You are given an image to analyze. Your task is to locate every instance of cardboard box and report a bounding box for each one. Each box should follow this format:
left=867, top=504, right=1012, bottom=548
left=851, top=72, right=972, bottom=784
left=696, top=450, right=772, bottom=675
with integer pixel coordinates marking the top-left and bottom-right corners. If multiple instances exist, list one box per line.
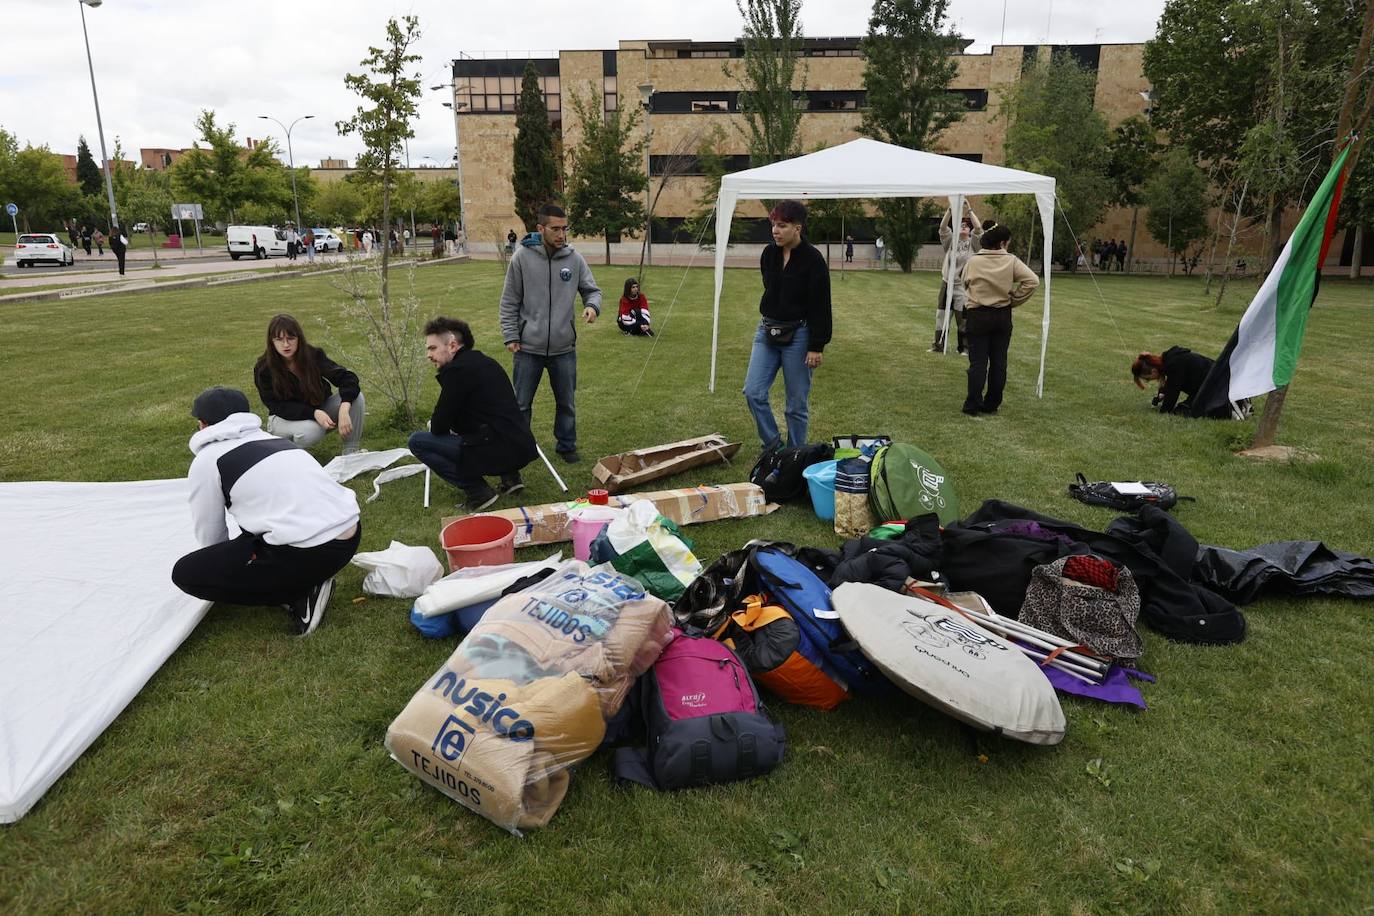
left=443, top=482, right=777, bottom=548
left=591, top=434, right=742, bottom=494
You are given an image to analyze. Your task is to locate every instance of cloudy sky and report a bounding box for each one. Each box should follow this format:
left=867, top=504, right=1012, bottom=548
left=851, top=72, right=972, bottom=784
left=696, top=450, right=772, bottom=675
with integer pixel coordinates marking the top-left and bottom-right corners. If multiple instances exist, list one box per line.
left=2, top=0, right=1166, bottom=168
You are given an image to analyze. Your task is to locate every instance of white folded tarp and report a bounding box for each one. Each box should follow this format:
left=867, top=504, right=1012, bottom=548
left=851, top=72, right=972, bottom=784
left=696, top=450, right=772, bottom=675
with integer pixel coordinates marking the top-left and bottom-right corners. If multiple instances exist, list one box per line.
left=710, top=137, right=1056, bottom=395
left=0, top=479, right=211, bottom=823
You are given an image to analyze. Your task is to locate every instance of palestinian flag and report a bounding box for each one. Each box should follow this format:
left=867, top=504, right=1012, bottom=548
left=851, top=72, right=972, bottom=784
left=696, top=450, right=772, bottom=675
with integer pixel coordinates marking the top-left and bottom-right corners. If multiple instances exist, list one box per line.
left=1190, top=144, right=1353, bottom=417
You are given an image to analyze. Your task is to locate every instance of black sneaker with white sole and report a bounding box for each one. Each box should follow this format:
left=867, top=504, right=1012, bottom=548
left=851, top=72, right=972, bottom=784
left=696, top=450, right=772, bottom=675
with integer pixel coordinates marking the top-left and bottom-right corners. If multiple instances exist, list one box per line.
left=461, top=486, right=500, bottom=512
left=498, top=473, right=525, bottom=496
left=298, top=577, right=333, bottom=636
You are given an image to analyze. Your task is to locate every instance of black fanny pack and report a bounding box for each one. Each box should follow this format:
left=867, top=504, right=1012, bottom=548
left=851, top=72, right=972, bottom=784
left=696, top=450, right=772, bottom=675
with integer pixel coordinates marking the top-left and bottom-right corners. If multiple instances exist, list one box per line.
left=762, top=318, right=805, bottom=346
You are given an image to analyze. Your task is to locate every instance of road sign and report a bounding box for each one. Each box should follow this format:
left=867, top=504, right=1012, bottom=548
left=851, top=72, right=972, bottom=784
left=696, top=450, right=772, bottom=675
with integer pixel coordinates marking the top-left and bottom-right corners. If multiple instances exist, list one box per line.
left=4, top=203, right=16, bottom=217
left=171, top=203, right=203, bottom=220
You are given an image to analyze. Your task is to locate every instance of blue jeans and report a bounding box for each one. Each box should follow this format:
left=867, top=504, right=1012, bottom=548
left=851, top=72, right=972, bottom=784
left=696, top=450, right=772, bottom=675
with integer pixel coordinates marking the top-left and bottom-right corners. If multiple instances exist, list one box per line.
left=742, top=322, right=812, bottom=450
left=512, top=350, right=577, bottom=453
left=407, top=431, right=486, bottom=493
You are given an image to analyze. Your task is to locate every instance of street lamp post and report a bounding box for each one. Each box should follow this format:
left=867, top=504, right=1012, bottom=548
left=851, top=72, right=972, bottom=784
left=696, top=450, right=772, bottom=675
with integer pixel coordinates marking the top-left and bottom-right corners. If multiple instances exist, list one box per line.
left=77, top=0, right=118, bottom=230
left=638, top=83, right=654, bottom=267
left=437, top=81, right=472, bottom=255
left=257, top=114, right=313, bottom=232
left=441, top=97, right=469, bottom=254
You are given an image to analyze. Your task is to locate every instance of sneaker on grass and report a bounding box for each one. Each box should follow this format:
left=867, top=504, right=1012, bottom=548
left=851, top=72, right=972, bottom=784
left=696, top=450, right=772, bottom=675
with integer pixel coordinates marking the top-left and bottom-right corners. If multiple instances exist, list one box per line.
left=459, top=485, right=499, bottom=512
left=498, top=473, right=525, bottom=496
left=285, top=577, right=333, bottom=636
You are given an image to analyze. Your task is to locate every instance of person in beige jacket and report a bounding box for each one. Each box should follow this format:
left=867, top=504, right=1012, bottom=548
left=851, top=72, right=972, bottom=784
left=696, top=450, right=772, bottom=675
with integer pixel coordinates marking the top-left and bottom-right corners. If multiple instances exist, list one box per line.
left=959, top=224, right=1039, bottom=415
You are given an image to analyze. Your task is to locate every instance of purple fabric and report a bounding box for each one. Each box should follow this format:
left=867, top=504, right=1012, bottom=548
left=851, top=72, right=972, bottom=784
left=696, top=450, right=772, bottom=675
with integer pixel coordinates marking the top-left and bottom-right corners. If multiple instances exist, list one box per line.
left=999, top=519, right=1080, bottom=549
left=1041, top=664, right=1156, bottom=709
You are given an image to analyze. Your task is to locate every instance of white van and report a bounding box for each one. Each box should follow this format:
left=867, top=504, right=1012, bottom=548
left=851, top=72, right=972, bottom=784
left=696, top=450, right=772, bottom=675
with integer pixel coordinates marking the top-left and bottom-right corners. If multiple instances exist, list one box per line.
left=227, top=225, right=289, bottom=260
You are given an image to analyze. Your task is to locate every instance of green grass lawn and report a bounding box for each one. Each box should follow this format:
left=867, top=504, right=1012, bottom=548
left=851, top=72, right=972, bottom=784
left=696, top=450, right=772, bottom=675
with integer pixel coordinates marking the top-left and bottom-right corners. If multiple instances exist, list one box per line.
left=1, top=261, right=1372, bottom=913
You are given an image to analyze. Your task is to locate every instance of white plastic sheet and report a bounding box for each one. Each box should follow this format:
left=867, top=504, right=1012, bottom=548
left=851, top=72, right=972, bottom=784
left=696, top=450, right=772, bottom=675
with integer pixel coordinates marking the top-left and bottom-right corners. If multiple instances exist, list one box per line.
left=0, top=479, right=212, bottom=823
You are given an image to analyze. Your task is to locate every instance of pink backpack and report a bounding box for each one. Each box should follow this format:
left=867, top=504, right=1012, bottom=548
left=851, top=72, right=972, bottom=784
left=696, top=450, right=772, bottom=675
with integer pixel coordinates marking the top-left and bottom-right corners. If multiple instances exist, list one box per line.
left=611, top=630, right=786, bottom=790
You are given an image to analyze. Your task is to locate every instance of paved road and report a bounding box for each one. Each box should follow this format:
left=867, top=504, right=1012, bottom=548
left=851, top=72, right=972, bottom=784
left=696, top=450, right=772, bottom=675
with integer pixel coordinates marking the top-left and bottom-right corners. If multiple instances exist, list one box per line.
left=0, top=249, right=356, bottom=287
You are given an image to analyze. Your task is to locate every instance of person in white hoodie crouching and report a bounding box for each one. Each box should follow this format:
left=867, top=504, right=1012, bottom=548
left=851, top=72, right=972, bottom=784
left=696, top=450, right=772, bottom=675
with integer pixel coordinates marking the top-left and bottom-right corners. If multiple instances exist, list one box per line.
left=171, top=387, right=361, bottom=635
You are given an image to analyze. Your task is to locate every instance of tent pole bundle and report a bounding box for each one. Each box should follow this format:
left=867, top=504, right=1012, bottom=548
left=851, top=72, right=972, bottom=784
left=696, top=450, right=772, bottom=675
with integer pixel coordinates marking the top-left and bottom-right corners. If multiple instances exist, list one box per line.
left=957, top=606, right=1109, bottom=685
left=708, top=138, right=1057, bottom=397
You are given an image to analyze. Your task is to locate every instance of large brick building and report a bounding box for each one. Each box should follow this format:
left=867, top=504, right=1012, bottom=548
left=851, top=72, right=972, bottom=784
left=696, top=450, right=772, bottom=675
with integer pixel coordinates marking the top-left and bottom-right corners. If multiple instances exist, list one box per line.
left=442, top=37, right=1171, bottom=261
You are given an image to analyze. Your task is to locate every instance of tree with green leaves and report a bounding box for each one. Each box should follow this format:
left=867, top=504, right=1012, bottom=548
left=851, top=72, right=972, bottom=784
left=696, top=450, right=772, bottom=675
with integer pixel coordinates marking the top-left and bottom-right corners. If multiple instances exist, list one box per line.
left=334, top=14, right=425, bottom=425
left=1144, top=147, right=1210, bottom=275
left=418, top=179, right=463, bottom=226
left=731, top=0, right=806, bottom=166
left=1106, top=116, right=1159, bottom=273
left=170, top=111, right=286, bottom=224
left=8, top=145, right=81, bottom=231
left=682, top=127, right=752, bottom=249
left=311, top=179, right=367, bottom=227
left=991, top=53, right=1111, bottom=265
left=337, top=14, right=422, bottom=285
left=858, top=0, right=964, bottom=271
left=512, top=61, right=559, bottom=231
left=806, top=196, right=865, bottom=264
left=75, top=136, right=103, bottom=198
left=564, top=88, right=646, bottom=265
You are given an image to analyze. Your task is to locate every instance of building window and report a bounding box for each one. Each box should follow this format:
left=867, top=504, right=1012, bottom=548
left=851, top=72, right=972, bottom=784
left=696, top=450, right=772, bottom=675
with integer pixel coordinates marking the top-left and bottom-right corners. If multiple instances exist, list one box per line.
left=806, top=91, right=865, bottom=111
left=691, top=99, right=730, bottom=112
left=454, top=57, right=560, bottom=117
left=944, top=153, right=984, bottom=163
left=649, top=154, right=751, bottom=176
left=950, top=89, right=989, bottom=111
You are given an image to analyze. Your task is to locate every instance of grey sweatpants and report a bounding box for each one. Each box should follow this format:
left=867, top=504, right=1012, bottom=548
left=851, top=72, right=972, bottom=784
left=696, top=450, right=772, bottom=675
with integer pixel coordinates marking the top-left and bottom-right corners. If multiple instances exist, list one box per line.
left=266, top=392, right=366, bottom=453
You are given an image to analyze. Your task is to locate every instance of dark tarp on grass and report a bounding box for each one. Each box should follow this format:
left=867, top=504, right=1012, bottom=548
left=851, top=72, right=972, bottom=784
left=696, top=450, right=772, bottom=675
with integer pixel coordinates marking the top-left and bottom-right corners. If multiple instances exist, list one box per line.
left=1191, top=541, right=1374, bottom=605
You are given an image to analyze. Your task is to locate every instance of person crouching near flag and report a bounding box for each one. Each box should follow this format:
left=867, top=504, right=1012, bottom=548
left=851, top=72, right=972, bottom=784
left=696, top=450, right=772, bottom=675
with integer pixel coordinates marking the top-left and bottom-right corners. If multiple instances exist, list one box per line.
left=1132, top=349, right=1250, bottom=419
left=959, top=224, right=1038, bottom=416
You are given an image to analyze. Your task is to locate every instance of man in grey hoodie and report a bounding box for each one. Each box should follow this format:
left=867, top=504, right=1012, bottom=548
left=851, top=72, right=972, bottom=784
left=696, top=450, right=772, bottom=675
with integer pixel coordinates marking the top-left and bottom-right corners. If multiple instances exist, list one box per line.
left=498, top=203, right=602, bottom=462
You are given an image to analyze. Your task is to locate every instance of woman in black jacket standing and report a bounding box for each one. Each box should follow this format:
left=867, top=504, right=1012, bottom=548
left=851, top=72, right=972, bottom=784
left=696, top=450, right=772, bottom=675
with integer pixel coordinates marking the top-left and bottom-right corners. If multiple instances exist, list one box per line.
left=254, top=313, right=366, bottom=453
left=741, top=200, right=832, bottom=450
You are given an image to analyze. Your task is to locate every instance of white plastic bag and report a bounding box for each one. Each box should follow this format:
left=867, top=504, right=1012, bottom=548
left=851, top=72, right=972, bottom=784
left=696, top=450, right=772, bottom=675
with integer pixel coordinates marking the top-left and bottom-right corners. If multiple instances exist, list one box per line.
left=350, top=540, right=445, bottom=597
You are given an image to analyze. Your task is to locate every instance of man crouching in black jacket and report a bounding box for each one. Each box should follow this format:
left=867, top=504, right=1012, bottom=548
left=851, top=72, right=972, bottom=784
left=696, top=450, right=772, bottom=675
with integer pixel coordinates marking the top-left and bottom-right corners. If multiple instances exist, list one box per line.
left=408, top=317, right=538, bottom=511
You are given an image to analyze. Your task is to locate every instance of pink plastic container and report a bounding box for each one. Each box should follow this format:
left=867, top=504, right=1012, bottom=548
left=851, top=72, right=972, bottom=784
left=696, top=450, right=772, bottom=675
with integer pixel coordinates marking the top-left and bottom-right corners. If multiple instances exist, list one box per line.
left=569, top=507, right=622, bottom=561
left=440, top=514, right=517, bottom=571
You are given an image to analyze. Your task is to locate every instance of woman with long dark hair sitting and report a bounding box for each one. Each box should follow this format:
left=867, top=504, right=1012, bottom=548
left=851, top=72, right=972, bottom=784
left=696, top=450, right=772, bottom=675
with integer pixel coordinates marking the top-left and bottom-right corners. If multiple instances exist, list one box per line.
left=254, top=313, right=366, bottom=453
left=617, top=278, right=653, bottom=336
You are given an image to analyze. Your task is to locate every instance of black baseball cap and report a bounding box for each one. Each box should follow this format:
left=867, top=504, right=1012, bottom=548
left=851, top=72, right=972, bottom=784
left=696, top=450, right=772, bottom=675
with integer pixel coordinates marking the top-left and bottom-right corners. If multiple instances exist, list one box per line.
left=191, top=387, right=251, bottom=425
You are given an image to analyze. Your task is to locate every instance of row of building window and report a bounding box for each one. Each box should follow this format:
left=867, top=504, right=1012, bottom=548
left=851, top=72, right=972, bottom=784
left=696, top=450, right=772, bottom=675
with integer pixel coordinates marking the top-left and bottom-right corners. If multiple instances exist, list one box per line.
left=647, top=47, right=863, bottom=60
left=648, top=151, right=982, bottom=177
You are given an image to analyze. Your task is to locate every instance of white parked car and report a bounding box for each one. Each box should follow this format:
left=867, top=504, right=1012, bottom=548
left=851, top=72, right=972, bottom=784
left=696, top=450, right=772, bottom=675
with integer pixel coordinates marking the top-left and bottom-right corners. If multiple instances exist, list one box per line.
left=132, top=222, right=150, bottom=233
left=226, top=225, right=289, bottom=260
left=311, top=229, right=344, bottom=253
left=13, top=233, right=75, bottom=268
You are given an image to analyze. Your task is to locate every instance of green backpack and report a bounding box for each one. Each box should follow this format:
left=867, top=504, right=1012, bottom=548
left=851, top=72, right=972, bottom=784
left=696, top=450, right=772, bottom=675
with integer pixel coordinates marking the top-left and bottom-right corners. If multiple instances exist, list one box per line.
left=868, top=443, right=959, bottom=525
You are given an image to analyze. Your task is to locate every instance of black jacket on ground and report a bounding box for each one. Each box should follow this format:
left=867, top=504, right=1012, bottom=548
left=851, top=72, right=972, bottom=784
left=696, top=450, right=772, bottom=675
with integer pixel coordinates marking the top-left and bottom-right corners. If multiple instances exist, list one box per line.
left=940, top=500, right=1247, bottom=645
left=253, top=347, right=361, bottom=421
left=429, top=347, right=537, bottom=477
left=1157, top=346, right=1213, bottom=414
left=758, top=240, right=833, bottom=351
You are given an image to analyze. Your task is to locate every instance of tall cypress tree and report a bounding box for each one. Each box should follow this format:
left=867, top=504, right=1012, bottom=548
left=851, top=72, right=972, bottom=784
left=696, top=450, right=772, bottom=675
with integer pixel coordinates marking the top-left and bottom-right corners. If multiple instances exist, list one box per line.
left=859, top=0, right=964, bottom=272
left=75, top=136, right=103, bottom=198
left=512, top=61, right=558, bottom=231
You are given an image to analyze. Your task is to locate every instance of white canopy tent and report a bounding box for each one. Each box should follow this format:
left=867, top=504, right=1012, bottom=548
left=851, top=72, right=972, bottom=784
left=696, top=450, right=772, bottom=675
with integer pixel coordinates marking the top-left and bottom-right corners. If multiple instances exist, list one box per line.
left=710, top=138, right=1057, bottom=395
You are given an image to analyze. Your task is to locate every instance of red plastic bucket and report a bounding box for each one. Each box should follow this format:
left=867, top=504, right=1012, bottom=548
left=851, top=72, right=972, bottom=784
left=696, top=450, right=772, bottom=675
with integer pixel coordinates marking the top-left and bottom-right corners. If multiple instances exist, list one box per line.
left=440, top=514, right=517, bottom=571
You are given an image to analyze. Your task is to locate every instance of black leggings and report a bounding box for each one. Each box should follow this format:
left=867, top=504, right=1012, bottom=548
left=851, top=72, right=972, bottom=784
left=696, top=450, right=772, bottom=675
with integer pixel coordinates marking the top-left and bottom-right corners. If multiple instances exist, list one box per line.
left=172, top=524, right=361, bottom=607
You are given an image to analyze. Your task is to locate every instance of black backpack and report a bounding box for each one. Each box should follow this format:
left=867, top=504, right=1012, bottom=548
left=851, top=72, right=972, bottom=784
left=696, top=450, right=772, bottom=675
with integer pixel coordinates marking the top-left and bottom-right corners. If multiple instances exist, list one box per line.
left=1068, top=473, right=1191, bottom=512
left=749, top=443, right=834, bottom=502
left=610, top=632, right=786, bottom=791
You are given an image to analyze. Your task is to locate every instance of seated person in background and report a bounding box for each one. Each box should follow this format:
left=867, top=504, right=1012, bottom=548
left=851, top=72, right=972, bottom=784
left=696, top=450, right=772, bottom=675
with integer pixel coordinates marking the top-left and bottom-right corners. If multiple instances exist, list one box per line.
left=408, top=317, right=538, bottom=512
left=1131, top=347, right=1215, bottom=415
left=254, top=314, right=365, bottom=454
left=617, top=278, right=654, bottom=336
left=171, top=387, right=361, bottom=636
